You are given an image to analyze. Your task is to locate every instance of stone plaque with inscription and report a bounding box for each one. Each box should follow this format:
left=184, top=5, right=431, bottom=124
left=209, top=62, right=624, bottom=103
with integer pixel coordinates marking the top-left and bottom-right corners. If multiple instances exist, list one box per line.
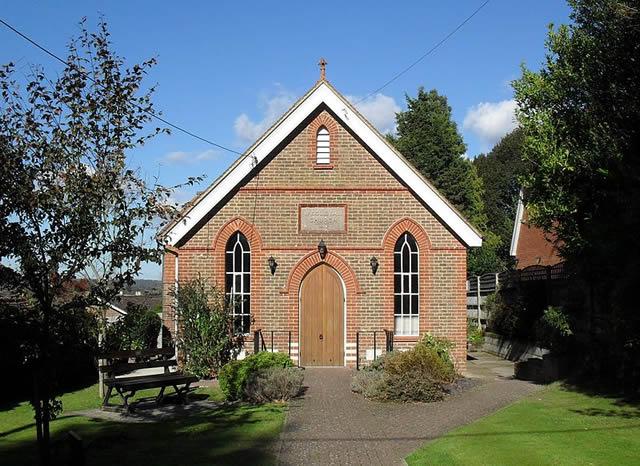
left=300, top=206, right=346, bottom=233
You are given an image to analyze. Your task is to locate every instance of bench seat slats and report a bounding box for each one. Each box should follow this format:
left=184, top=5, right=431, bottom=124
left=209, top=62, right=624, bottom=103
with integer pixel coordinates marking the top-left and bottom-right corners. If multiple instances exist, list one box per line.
left=105, top=373, right=197, bottom=386
left=105, top=374, right=197, bottom=391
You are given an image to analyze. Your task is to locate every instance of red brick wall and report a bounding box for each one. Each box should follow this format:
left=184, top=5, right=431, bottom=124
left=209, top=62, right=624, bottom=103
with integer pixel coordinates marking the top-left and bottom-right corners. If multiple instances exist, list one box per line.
left=162, top=110, right=469, bottom=372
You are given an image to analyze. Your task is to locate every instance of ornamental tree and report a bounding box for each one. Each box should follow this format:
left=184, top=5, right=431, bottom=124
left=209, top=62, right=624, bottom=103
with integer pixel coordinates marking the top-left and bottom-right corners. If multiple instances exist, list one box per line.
left=0, top=20, right=199, bottom=464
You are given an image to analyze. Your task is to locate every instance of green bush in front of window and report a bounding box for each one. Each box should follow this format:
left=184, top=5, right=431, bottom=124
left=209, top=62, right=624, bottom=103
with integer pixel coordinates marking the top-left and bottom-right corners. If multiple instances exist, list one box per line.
left=172, top=276, right=243, bottom=379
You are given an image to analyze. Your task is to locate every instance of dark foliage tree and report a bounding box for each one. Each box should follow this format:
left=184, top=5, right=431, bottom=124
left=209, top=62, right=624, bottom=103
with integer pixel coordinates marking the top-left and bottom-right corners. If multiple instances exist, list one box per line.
left=0, top=20, right=198, bottom=463
left=513, top=0, right=640, bottom=390
left=102, top=303, right=163, bottom=351
left=473, top=128, right=526, bottom=268
left=389, top=88, right=496, bottom=274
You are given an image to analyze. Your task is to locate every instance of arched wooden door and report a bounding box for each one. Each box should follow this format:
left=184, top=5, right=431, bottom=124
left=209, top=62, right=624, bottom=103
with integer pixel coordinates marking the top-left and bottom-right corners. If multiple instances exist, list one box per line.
left=300, top=264, right=344, bottom=366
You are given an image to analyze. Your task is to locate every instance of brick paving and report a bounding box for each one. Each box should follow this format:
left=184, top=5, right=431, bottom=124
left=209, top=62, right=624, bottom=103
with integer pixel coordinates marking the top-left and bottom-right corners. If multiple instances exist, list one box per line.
left=275, top=352, right=541, bottom=465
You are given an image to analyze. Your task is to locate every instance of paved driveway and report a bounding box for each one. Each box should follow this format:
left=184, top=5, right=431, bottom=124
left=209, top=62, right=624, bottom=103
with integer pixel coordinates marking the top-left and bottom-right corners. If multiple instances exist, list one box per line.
left=275, top=352, right=541, bottom=465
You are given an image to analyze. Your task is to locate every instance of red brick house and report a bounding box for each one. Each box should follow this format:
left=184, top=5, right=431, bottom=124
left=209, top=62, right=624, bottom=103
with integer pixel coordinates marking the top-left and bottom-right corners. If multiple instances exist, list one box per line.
left=510, top=192, right=562, bottom=269
left=160, top=72, right=482, bottom=370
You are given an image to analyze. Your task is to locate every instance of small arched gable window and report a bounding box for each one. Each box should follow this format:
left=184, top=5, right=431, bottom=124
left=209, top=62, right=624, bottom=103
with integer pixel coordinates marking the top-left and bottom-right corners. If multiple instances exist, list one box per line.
left=225, top=231, right=251, bottom=334
left=316, top=126, right=331, bottom=165
left=394, top=232, right=419, bottom=336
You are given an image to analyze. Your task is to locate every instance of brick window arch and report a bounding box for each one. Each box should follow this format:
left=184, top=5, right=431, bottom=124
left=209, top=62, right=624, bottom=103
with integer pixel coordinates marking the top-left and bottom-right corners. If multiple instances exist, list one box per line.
left=309, top=113, right=338, bottom=169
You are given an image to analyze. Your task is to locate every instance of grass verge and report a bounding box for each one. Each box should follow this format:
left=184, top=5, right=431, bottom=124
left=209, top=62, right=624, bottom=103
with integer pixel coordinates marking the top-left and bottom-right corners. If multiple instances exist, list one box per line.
left=406, top=383, right=640, bottom=466
left=0, top=383, right=285, bottom=466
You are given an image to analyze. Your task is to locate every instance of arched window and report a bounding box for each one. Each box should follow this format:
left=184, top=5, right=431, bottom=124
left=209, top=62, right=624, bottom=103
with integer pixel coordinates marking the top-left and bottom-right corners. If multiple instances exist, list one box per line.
left=394, top=232, right=419, bottom=335
left=316, top=126, right=331, bottom=165
left=225, top=231, right=251, bottom=333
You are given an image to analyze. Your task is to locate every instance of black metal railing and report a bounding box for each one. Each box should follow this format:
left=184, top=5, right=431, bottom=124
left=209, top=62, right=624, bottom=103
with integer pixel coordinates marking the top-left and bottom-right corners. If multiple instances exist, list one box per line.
left=355, top=329, right=394, bottom=370
left=252, top=329, right=292, bottom=358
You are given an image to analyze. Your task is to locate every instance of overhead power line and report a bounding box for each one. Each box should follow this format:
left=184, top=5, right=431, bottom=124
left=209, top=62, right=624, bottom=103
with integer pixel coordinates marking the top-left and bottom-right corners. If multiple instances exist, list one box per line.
left=0, top=18, right=243, bottom=155
left=357, top=0, right=490, bottom=103
left=2, top=1, right=490, bottom=154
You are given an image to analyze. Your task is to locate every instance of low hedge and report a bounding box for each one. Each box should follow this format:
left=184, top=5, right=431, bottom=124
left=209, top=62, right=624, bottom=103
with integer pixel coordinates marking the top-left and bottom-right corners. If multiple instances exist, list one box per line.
left=219, top=351, right=293, bottom=401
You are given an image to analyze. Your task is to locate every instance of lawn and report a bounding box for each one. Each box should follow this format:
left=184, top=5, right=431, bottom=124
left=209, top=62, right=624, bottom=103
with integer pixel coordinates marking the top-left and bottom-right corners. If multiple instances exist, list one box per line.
left=0, top=383, right=286, bottom=466
left=407, top=384, right=640, bottom=466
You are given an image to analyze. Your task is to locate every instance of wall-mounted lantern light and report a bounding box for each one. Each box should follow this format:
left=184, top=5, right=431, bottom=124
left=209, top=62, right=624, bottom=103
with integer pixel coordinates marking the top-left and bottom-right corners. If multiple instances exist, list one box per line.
left=268, top=256, right=278, bottom=275
left=318, top=239, right=328, bottom=260
left=370, top=256, right=379, bottom=275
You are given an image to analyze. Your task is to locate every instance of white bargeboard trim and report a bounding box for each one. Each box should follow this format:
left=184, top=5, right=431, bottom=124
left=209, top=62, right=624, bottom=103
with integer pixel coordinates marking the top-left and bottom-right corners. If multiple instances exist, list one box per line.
left=510, top=190, right=525, bottom=257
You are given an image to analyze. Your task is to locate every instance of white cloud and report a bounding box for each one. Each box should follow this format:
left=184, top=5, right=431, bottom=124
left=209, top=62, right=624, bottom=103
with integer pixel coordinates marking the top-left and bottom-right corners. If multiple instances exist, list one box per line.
left=166, top=187, right=193, bottom=207
left=161, top=149, right=219, bottom=164
left=194, top=149, right=218, bottom=161
left=234, top=88, right=296, bottom=144
left=234, top=88, right=401, bottom=143
left=463, top=99, right=518, bottom=147
left=347, top=93, right=401, bottom=136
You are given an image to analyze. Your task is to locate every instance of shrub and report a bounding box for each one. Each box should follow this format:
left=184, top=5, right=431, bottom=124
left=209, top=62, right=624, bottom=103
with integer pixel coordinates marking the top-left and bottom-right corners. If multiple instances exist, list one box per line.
left=352, top=343, right=458, bottom=402
left=385, top=344, right=456, bottom=385
left=485, top=292, right=527, bottom=338
left=219, top=351, right=294, bottom=401
left=244, top=366, right=304, bottom=403
left=351, top=369, right=386, bottom=398
left=102, top=304, right=161, bottom=351
left=467, top=321, right=485, bottom=347
left=381, top=369, right=448, bottom=402
left=218, top=359, right=244, bottom=400
left=363, top=351, right=391, bottom=372
left=420, top=333, right=455, bottom=367
left=535, top=306, right=573, bottom=351
left=173, top=277, right=243, bottom=378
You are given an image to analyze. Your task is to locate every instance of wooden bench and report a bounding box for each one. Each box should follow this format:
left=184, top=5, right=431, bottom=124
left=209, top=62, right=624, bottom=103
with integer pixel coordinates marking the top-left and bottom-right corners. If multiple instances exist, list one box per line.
left=98, top=347, right=198, bottom=412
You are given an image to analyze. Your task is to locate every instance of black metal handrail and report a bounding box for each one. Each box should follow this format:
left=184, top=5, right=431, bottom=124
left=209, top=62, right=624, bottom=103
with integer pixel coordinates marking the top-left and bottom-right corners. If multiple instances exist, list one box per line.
left=355, top=329, right=394, bottom=370
left=252, top=329, right=292, bottom=357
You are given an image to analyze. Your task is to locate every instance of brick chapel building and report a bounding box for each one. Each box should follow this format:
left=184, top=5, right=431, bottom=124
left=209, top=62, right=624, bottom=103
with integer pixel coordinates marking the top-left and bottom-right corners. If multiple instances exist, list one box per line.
left=160, top=67, right=482, bottom=371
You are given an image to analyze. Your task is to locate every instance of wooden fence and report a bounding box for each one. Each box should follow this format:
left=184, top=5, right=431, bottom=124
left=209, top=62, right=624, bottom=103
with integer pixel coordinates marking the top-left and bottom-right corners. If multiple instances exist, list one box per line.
left=467, top=262, right=568, bottom=324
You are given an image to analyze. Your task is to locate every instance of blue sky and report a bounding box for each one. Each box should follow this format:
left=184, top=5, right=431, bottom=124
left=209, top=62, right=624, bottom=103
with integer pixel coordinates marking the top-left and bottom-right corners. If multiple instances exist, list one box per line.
left=1, top=1, right=571, bottom=279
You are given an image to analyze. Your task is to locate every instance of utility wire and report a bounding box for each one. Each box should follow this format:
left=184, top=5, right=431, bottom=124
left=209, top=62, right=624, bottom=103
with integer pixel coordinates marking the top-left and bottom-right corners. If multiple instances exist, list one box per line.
left=2, top=1, right=490, bottom=153
left=356, top=0, right=490, bottom=103
left=0, top=18, right=243, bottom=155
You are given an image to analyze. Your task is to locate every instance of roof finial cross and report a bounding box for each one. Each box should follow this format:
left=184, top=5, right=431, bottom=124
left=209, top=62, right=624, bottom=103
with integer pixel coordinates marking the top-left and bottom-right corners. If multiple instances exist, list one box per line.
left=318, top=57, right=327, bottom=81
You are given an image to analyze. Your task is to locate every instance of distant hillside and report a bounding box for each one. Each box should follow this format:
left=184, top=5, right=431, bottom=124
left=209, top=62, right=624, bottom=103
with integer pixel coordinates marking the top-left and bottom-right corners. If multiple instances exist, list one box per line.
left=127, top=279, right=162, bottom=292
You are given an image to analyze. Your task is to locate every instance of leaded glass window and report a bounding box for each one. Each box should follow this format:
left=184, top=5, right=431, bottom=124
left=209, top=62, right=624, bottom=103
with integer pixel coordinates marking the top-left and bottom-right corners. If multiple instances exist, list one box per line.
left=225, top=231, right=251, bottom=333
left=394, top=232, right=419, bottom=335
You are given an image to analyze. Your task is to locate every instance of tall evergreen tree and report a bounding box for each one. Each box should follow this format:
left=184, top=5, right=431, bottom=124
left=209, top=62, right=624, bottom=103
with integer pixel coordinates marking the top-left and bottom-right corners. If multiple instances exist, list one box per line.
left=390, top=88, right=496, bottom=274
left=474, top=128, right=526, bottom=266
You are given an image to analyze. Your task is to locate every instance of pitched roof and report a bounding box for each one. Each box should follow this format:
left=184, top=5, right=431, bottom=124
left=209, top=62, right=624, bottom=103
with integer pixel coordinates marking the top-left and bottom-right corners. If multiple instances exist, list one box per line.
left=510, top=191, right=561, bottom=268
left=160, top=80, right=483, bottom=248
